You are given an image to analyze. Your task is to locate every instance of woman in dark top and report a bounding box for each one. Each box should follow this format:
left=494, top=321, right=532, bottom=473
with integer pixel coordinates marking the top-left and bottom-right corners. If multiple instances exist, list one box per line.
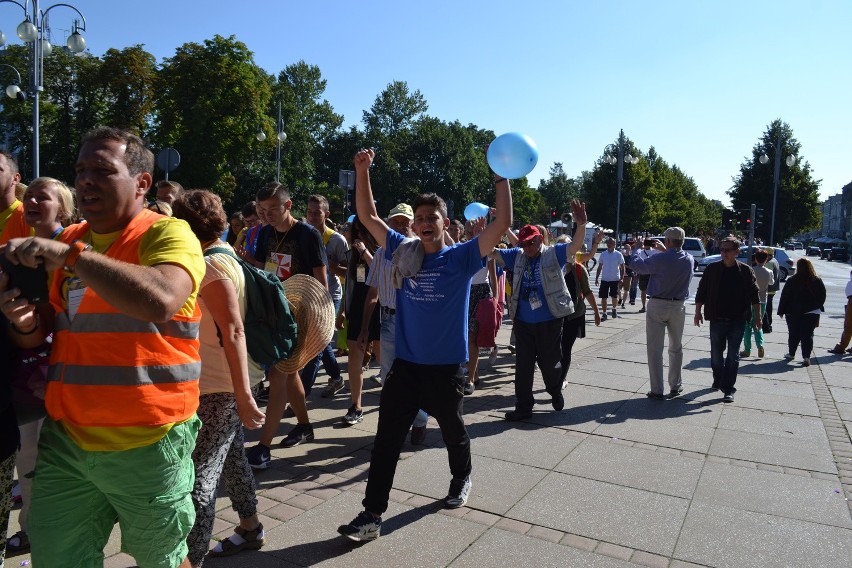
left=777, top=258, right=826, bottom=366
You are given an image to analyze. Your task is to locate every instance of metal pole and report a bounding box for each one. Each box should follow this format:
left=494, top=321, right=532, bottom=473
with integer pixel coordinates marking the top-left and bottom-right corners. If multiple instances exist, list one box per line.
left=32, top=0, right=41, bottom=179
left=615, top=129, right=624, bottom=244
left=275, top=100, right=281, bottom=182
left=769, top=132, right=781, bottom=246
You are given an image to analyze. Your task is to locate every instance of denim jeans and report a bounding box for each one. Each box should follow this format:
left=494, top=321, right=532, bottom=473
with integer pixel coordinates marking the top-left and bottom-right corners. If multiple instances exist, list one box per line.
left=709, top=319, right=746, bottom=395
left=380, top=307, right=428, bottom=428
left=299, top=297, right=342, bottom=394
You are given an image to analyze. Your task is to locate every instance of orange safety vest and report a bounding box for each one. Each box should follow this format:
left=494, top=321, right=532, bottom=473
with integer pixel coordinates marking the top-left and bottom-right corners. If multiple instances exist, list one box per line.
left=0, top=201, right=31, bottom=245
left=45, top=209, right=201, bottom=428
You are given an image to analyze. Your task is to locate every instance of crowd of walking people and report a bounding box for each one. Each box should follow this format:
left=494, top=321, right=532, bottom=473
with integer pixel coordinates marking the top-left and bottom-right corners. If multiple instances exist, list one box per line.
left=0, top=129, right=846, bottom=566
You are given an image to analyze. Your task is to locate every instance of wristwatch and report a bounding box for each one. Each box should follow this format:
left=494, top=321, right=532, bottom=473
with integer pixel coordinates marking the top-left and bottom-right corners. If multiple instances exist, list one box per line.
left=64, top=240, right=93, bottom=273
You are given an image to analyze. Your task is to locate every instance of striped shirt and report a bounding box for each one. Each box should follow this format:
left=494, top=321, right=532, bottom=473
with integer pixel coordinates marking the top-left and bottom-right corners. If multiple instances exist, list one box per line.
left=366, top=246, right=396, bottom=308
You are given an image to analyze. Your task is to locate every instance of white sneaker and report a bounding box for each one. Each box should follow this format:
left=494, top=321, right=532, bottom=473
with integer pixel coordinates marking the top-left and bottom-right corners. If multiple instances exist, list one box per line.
left=488, top=347, right=498, bottom=366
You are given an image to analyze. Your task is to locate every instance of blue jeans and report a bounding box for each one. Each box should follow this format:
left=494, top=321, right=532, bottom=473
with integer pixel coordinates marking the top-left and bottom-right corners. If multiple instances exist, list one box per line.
left=380, top=306, right=428, bottom=428
left=709, top=319, right=746, bottom=395
left=299, top=297, right=342, bottom=394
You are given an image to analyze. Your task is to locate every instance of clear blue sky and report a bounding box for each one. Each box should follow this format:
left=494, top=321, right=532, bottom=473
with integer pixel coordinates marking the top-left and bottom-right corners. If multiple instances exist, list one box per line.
left=4, top=0, right=849, bottom=205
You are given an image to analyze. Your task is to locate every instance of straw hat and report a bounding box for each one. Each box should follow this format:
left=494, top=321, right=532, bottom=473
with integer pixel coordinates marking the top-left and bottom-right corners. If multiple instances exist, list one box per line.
left=275, top=274, right=336, bottom=373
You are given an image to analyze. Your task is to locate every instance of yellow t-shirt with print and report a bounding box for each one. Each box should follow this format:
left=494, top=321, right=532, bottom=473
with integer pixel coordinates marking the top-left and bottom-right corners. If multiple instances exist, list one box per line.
left=59, top=216, right=206, bottom=451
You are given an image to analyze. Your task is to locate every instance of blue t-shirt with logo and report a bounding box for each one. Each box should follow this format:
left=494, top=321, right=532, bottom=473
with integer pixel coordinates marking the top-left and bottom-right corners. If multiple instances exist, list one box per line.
left=499, top=244, right=569, bottom=323
left=386, top=229, right=485, bottom=365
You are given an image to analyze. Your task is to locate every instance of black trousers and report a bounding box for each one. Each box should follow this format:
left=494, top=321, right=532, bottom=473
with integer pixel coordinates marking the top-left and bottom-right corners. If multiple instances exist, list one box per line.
left=363, top=359, right=471, bottom=515
left=560, top=316, right=583, bottom=382
left=786, top=313, right=820, bottom=358
left=513, top=318, right=564, bottom=412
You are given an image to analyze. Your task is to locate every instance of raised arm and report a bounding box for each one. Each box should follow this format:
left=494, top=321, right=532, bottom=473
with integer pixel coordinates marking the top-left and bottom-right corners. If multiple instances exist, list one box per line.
left=566, top=200, right=587, bottom=258
left=478, top=178, right=513, bottom=257
left=353, top=149, right=389, bottom=250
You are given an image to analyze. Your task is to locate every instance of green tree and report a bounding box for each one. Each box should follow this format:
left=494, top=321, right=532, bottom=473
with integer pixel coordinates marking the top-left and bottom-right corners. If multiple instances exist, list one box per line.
left=728, top=119, right=821, bottom=244
left=153, top=35, right=271, bottom=202
left=536, top=162, right=580, bottom=220
left=99, top=46, right=158, bottom=137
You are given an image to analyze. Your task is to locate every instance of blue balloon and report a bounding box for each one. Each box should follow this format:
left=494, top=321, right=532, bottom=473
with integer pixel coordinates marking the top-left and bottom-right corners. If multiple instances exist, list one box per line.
left=464, top=202, right=489, bottom=221
left=487, top=132, right=539, bottom=179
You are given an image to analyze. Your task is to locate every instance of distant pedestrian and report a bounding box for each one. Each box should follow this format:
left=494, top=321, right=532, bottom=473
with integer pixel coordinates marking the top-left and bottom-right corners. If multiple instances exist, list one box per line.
left=694, top=236, right=760, bottom=403
left=777, top=258, right=826, bottom=367
left=630, top=227, right=694, bottom=400
left=740, top=250, right=774, bottom=359
left=594, top=237, right=624, bottom=320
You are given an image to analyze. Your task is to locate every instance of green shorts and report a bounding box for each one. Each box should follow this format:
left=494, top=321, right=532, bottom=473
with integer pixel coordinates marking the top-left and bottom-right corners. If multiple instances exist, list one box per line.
left=29, top=416, right=200, bottom=568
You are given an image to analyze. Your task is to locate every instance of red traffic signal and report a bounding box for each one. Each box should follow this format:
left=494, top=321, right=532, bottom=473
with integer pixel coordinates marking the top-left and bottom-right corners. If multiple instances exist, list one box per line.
left=551, top=209, right=557, bottom=219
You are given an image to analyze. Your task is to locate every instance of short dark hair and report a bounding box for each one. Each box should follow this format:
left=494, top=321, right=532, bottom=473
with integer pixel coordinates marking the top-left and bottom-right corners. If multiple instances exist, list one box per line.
left=256, top=181, right=290, bottom=203
left=754, top=251, right=768, bottom=263
left=81, top=126, right=153, bottom=176
left=172, top=189, right=227, bottom=243
left=240, top=201, right=257, bottom=218
left=1, top=151, right=19, bottom=175
left=308, top=194, right=329, bottom=211
left=721, top=235, right=741, bottom=249
left=412, top=193, right=447, bottom=219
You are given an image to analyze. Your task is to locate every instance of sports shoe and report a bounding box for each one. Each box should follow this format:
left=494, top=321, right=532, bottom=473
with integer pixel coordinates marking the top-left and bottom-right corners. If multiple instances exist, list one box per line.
left=629, top=300, right=635, bottom=305
left=803, top=357, right=811, bottom=367
left=505, top=409, right=533, bottom=421
left=338, top=511, right=381, bottom=541
left=639, top=306, right=646, bottom=313
left=722, top=393, right=735, bottom=403
left=611, top=309, right=617, bottom=318
left=757, top=346, right=765, bottom=358
left=281, top=423, right=315, bottom=448
left=246, top=443, right=272, bottom=470
left=827, top=347, right=844, bottom=355
left=739, top=351, right=750, bottom=358
left=552, top=391, right=564, bottom=411
left=601, top=313, right=608, bottom=321
left=444, top=476, right=472, bottom=509
left=463, top=382, right=475, bottom=396
left=342, top=405, right=363, bottom=425
left=367, top=373, right=383, bottom=386
left=668, top=387, right=684, bottom=399
left=488, top=347, right=498, bottom=366
left=783, top=353, right=795, bottom=361
left=254, top=384, right=270, bottom=403
left=321, top=377, right=345, bottom=398
left=646, top=391, right=665, bottom=400
left=410, top=425, right=427, bottom=445
left=506, top=344, right=516, bottom=354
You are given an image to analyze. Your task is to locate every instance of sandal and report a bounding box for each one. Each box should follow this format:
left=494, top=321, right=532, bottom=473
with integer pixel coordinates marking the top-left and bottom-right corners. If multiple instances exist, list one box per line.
left=209, top=523, right=265, bottom=557
left=6, top=530, right=30, bottom=554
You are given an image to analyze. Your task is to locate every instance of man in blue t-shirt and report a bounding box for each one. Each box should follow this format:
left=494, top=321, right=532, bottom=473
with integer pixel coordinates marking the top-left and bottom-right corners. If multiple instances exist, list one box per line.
left=338, top=148, right=512, bottom=542
left=495, top=207, right=586, bottom=422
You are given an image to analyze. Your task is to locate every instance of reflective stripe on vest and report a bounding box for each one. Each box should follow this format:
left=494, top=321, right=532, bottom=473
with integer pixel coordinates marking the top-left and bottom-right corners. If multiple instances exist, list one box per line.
left=47, top=361, right=199, bottom=385
left=53, top=312, right=199, bottom=339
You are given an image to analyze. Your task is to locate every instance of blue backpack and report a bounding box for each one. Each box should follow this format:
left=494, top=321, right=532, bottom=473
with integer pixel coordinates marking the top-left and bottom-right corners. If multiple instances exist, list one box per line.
left=204, top=247, right=297, bottom=366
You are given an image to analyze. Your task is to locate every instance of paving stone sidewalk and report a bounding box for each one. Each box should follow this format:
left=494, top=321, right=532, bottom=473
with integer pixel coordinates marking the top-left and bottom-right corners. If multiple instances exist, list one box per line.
left=8, top=300, right=852, bottom=567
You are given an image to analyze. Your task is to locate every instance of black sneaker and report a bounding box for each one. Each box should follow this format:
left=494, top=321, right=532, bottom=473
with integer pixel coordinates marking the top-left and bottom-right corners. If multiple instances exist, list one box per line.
left=246, top=443, right=271, bottom=470
left=505, top=409, right=533, bottom=421
left=280, top=423, right=314, bottom=448
left=444, top=476, right=472, bottom=509
left=338, top=511, right=381, bottom=541
left=342, top=405, right=363, bottom=426
left=463, top=382, right=475, bottom=396
left=552, top=391, right=564, bottom=411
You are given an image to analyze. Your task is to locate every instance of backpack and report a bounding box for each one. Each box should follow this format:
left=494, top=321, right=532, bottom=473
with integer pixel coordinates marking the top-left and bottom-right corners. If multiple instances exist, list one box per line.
left=204, top=247, right=298, bottom=366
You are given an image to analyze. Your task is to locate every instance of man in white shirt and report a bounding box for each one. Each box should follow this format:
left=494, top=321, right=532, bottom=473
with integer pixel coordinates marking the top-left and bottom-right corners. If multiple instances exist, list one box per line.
left=594, top=237, right=625, bottom=320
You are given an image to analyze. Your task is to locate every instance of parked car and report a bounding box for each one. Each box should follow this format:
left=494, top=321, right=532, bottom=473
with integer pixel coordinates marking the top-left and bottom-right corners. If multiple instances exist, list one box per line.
left=784, top=241, right=803, bottom=250
left=695, top=246, right=796, bottom=281
left=821, top=248, right=832, bottom=260
left=806, top=246, right=821, bottom=256
left=828, top=247, right=850, bottom=262
left=649, top=236, right=706, bottom=269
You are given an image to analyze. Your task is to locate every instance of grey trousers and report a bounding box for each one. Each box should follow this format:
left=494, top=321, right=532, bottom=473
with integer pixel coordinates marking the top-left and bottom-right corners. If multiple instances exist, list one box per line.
left=645, top=299, right=686, bottom=394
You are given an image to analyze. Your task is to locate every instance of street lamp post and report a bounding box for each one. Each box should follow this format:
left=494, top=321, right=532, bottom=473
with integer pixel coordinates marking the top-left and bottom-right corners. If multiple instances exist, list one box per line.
left=759, top=130, right=796, bottom=246
left=0, top=62, right=25, bottom=99
left=1, top=0, right=88, bottom=179
left=256, top=100, right=287, bottom=182
left=604, top=129, right=639, bottom=243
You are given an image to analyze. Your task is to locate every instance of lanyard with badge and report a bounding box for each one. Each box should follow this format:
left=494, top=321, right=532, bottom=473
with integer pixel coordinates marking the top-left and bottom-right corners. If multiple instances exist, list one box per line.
left=64, top=236, right=94, bottom=321
left=264, top=227, right=291, bottom=275
left=524, top=256, right=542, bottom=310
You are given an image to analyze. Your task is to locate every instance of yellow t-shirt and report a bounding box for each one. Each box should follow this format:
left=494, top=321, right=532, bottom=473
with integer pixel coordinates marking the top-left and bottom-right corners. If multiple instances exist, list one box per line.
left=60, top=216, right=206, bottom=451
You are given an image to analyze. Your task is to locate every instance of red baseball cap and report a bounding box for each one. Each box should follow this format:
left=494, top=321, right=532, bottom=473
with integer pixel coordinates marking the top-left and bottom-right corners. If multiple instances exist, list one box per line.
left=517, top=224, right=541, bottom=244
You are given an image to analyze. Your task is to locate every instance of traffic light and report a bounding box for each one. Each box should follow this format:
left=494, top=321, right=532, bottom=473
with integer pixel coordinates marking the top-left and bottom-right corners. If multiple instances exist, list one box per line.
left=755, top=208, right=765, bottom=228
left=551, top=209, right=557, bottom=220
left=722, top=209, right=733, bottom=229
